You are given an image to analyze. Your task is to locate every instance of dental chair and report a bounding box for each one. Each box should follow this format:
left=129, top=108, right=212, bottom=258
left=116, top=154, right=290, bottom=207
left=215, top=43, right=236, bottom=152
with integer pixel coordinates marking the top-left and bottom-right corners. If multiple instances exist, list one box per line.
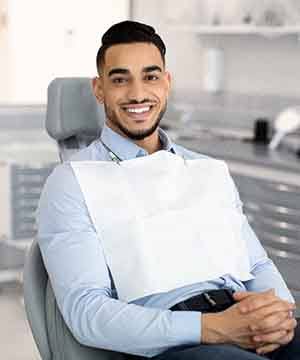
left=46, top=77, right=104, bottom=161
left=23, top=78, right=127, bottom=360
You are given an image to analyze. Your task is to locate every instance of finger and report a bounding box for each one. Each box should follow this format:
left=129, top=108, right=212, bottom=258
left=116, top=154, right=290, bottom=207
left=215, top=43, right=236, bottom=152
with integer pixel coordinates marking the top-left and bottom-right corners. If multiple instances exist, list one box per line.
left=233, top=291, right=255, bottom=301
left=278, top=318, right=298, bottom=333
left=250, top=307, right=292, bottom=332
left=245, top=298, right=295, bottom=321
left=239, top=291, right=295, bottom=315
left=277, top=330, right=295, bottom=346
left=253, top=329, right=287, bottom=344
left=261, top=317, right=298, bottom=336
left=256, top=343, right=281, bottom=355
left=234, top=289, right=274, bottom=303
left=238, top=290, right=278, bottom=313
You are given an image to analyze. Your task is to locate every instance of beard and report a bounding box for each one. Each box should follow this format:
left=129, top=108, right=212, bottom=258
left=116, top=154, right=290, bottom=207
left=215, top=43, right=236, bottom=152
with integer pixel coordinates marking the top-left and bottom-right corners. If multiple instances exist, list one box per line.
left=104, top=102, right=167, bottom=141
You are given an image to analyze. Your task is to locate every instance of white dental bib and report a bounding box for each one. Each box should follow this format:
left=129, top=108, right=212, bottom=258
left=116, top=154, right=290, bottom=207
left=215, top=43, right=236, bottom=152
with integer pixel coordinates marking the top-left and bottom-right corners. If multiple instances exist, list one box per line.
left=71, top=151, right=253, bottom=302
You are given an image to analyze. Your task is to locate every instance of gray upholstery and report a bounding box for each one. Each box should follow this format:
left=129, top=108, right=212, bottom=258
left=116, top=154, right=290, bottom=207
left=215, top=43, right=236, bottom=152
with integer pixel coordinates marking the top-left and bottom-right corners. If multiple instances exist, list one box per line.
left=46, top=280, right=127, bottom=360
left=23, top=240, right=52, bottom=360
left=23, top=78, right=129, bottom=359
left=46, top=77, right=105, bottom=161
left=24, top=241, right=128, bottom=360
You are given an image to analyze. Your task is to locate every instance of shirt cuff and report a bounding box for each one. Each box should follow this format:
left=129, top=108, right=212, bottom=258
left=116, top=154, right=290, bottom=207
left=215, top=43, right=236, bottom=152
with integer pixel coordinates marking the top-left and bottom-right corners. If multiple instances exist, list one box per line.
left=168, top=311, right=201, bottom=345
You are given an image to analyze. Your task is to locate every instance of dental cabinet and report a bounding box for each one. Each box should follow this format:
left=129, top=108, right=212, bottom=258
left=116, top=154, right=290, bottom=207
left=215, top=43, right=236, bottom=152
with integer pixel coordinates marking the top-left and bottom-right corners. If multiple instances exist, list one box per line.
left=0, top=138, right=57, bottom=283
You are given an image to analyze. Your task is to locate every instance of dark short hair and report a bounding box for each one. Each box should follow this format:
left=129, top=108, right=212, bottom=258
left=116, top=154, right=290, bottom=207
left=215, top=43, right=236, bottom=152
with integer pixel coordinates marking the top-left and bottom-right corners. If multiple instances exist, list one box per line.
left=96, top=21, right=166, bottom=73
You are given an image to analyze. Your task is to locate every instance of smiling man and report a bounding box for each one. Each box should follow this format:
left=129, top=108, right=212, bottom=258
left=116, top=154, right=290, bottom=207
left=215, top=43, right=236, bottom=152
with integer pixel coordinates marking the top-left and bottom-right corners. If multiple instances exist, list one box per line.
left=37, top=21, right=299, bottom=360
left=92, top=29, right=170, bottom=153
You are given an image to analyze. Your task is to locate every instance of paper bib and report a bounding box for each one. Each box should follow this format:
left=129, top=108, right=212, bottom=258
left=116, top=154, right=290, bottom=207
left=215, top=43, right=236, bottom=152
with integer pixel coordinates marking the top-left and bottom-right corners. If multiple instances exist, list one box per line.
left=71, top=151, right=253, bottom=302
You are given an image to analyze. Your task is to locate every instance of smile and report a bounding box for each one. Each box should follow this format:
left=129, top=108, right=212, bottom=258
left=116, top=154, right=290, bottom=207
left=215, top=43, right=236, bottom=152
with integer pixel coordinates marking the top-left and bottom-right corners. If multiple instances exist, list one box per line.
left=121, top=105, right=155, bottom=119
left=126, top=106, right=151, bottom=114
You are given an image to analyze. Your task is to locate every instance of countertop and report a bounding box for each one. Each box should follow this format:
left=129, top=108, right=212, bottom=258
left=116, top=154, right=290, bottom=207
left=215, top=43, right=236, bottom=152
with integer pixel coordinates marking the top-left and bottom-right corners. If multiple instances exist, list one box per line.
left=174, top=133, right=300, bottom=187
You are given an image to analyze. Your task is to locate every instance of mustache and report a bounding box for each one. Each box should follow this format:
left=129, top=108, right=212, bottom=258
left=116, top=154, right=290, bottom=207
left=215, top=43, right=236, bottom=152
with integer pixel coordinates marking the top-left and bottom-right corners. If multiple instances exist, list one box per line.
left=120, top=99, right=155, bottom=106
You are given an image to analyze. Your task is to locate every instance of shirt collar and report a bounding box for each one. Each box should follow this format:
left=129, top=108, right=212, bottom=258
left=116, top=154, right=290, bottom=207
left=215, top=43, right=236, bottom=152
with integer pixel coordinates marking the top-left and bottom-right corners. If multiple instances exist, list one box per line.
left=99, top=123, right=176, bottom=160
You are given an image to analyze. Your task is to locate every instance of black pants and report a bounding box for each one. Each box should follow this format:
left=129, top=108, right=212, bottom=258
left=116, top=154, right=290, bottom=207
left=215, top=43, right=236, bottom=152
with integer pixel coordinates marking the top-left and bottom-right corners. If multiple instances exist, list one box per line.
left=151, top=321, right=300, bottom=360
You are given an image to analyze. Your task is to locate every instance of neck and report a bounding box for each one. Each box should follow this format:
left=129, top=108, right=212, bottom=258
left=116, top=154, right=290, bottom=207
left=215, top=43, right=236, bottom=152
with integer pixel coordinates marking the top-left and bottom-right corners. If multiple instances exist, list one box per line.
left=134, top=131, right=162, bottom=154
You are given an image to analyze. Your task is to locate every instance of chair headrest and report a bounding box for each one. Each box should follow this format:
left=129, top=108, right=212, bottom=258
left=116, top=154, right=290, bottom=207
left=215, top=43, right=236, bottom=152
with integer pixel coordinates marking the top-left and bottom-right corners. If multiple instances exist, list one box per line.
left=46, top=78, right=104, bottom=141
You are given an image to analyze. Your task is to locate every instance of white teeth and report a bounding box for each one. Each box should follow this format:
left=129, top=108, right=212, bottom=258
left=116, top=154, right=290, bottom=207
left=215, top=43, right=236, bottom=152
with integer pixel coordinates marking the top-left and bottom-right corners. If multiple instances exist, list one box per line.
left=125, top=106, right=151, bottom=113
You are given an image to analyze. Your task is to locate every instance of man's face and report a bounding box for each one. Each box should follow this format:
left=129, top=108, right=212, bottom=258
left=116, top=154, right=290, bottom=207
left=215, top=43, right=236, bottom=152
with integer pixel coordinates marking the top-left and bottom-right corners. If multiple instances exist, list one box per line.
left=93, top=42, right=171, bottom=141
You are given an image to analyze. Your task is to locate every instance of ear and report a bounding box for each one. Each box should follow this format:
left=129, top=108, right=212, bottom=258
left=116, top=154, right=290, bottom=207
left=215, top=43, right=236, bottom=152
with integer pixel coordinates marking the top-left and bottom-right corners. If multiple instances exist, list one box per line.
left=92, top=77, right=104, bottom=104
left=165, top=71, right=172, bottom=97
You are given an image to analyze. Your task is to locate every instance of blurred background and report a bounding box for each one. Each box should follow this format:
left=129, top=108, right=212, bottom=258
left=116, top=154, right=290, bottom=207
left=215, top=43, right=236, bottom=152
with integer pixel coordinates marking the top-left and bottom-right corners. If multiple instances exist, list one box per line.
left=0, top=1, right=299, bottom=359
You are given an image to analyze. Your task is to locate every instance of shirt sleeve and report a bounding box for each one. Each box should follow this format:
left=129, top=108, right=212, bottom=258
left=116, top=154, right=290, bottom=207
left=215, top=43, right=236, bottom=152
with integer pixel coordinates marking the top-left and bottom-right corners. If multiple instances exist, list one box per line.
left=37, top=163, right=200, bottom=357
left=226, top=172, right=294, bottom=303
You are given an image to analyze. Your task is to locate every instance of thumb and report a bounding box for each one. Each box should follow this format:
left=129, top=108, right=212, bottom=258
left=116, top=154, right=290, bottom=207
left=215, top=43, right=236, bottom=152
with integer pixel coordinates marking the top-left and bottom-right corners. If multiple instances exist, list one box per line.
left=233, top=291, right=254, bottom=301
left=233, top=289, right=275, bottom=302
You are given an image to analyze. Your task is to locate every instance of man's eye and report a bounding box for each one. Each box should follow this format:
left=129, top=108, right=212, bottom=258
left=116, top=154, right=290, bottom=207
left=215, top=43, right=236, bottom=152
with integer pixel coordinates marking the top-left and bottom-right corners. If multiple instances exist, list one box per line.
left=112, top=78, right=127, bottom=84
left=145, top=74, right=159, bottom=81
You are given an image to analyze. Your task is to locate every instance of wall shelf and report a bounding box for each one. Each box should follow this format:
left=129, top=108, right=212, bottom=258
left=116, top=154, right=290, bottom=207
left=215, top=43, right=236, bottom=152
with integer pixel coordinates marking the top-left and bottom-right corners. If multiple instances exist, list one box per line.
left=167, top=25, right=300, bottom=38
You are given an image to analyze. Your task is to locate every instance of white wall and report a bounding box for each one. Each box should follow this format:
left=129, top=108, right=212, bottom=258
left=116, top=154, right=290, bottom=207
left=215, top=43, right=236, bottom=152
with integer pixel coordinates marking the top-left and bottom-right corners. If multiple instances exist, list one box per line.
left=0, top=0, right=12, bottom=100
left=132, top=0, right=300, bottom=98
left=2, top=0, right=129, bottom=104
left=221, top=36, right=300, bottom=96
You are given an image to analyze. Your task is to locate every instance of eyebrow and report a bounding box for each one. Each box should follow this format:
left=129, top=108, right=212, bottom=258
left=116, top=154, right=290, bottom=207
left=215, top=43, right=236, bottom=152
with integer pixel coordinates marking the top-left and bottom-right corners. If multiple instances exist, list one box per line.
left=108, top=65, right=162, bottom=77
left=108, top=68, right=129, bottom=77
left=143, top=65, right=162, bottom=73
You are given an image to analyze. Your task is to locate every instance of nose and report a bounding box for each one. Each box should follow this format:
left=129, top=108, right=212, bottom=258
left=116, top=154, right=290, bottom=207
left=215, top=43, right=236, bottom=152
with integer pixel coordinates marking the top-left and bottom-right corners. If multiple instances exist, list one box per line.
left=126, top=79, right=148, bottom=103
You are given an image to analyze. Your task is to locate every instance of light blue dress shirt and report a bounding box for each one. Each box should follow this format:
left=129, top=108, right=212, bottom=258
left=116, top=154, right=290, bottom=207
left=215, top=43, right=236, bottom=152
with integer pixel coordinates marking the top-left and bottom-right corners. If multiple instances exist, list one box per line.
left=37, top=124, right=293, bottom=357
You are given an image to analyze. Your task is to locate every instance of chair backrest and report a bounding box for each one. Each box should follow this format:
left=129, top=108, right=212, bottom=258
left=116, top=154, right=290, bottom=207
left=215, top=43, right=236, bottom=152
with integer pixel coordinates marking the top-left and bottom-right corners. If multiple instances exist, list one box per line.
left=46, top=77, right=105, bottom=161
left=24, top=240, right=127, bottom=360
left=23, top=240, right=52, bottom=360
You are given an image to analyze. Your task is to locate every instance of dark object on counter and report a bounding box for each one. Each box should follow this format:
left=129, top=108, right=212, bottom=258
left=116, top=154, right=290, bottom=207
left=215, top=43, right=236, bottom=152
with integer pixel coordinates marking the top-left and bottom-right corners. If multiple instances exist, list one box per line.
left=242, top=118, right=271, bottom=144
left=296, top=148, right=300, bottom=158
left=243, top=13, right=252, bottom=24
left=253, top=118, right=270, bottom=144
